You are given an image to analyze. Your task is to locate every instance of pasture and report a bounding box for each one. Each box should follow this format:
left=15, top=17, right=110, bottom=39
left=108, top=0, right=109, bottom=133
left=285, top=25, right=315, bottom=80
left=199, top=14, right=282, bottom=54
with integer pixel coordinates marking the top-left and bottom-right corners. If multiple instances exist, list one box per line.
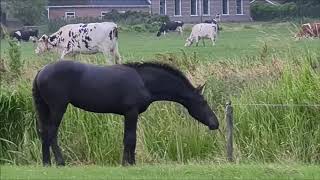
left=1, top=22, right=319, bottom=63
left=2, top=164, right=320, bottom=180
left=1, top=22, right=320, bottom=178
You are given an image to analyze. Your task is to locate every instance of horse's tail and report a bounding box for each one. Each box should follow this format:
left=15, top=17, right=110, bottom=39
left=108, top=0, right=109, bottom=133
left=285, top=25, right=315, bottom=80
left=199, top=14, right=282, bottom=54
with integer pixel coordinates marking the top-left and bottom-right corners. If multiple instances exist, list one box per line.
left=32, top=71, right=49, bottom=138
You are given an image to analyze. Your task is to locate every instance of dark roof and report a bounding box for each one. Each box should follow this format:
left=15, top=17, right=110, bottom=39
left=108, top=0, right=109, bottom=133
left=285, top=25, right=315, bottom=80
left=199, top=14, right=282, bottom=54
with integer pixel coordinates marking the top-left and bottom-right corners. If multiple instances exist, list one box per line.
left=48, top=0, right=151, bottom=6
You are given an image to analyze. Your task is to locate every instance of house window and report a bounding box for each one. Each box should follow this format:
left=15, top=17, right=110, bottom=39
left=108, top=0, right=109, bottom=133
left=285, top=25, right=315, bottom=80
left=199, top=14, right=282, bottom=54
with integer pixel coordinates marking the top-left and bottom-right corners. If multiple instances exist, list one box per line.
left=160, top=0, right=166, bottom=15
left=222, top=0, right=229, bottom=15
left=191, top=0, right=197, bottom=16
left=203, top=0, right=210, bottom=15
left=174, top=0, right=181, bottom=16
left=118, top=10, right=126, bottom=14
left=101, top=11, right=108, bottom=19
left=65, top=12, right=75, bottom=19
left=236, top=0, right=243, bottom=14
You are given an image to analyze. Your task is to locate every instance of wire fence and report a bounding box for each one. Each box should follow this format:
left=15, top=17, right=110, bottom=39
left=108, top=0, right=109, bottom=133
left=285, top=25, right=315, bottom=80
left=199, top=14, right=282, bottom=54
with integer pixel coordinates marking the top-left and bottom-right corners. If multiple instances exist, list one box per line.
left=223, top=101, right=320, bottom=162
left=232, top=103, right=320, bottom=108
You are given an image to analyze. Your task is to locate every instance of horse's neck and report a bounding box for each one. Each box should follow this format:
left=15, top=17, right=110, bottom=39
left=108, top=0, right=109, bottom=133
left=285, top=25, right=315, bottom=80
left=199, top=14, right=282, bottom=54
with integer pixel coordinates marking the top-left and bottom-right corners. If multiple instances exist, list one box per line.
left=151, top=93, right=189, bottom=106
left=140, top=69, right=194, bottom=107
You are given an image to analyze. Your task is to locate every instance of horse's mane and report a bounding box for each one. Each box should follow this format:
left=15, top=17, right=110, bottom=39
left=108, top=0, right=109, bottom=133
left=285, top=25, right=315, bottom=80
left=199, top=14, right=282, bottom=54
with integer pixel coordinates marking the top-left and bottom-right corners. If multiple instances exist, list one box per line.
left=124, top=62, right=196, bottom=90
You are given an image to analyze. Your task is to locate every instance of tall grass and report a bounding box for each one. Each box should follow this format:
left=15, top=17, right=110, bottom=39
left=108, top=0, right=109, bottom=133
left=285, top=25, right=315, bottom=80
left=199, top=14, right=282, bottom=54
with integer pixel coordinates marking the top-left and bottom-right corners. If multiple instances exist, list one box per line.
left=1, top=50, right=319, bottom=165
left=233, top=53, right=320, bottom=163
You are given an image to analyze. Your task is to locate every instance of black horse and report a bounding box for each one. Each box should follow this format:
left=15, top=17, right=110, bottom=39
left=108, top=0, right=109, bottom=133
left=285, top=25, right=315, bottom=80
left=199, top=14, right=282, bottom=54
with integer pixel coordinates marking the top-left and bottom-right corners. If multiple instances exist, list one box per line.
left=32, top=60, right=219, bottom=166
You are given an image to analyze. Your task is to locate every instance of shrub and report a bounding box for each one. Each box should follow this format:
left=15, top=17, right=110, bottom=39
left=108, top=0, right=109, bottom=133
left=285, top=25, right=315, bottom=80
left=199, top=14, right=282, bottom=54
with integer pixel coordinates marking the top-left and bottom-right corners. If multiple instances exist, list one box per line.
left=47, top=11, right=168, bottom=33
left=251, top=2, right=298, bottom=21
left=8, top=39, right=22, bottom=76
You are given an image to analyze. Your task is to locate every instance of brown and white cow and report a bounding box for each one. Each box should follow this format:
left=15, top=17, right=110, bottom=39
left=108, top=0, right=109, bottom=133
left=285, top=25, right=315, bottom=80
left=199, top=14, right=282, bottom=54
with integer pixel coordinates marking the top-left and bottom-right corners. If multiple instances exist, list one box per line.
left=295, top=22, right=320, bottom=40
left=35, top=22, right=121, bottom=64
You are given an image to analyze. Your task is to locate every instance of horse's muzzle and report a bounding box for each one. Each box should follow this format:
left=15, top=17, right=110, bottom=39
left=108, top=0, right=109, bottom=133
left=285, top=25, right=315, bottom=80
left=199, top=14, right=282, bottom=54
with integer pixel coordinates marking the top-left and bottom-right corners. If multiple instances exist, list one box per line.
left=209, top=124, right=219, bottom=130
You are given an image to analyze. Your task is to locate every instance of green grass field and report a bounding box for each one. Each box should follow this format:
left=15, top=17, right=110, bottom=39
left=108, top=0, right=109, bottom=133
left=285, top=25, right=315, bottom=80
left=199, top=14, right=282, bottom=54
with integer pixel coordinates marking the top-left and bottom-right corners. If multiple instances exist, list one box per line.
left=2, top=163, right=320, bottom=180
left=1, top=22, right=319, bottom=63
left=1, top=22, right=320, bottom=179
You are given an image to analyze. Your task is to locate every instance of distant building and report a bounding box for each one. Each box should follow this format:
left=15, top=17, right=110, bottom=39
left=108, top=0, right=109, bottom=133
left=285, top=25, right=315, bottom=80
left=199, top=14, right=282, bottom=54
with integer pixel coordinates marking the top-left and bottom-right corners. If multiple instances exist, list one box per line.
left=47, top=0, right=151, bottom=20
left=47, top=0, right=251, bottom=22
left=151, top=0, right=251, bottom=22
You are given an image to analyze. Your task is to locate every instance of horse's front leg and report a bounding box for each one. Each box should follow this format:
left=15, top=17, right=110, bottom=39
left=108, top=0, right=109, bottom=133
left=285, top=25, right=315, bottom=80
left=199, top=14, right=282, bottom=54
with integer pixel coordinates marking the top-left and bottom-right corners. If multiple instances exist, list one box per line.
left=122, top=109, right=138, bottom=166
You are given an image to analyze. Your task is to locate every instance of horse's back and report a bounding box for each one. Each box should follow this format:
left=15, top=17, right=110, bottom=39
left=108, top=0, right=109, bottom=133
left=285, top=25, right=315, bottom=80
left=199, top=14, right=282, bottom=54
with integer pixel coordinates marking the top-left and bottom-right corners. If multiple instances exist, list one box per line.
left=36, top=60, right=150, bottom=114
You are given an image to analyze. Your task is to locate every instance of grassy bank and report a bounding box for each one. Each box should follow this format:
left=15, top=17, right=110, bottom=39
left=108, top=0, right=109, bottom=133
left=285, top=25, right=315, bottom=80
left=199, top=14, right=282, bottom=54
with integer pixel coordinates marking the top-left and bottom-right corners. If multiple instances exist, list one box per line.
left=2, top=163, right=320, bottom=180
left=1, top=22, right=320, bottom=166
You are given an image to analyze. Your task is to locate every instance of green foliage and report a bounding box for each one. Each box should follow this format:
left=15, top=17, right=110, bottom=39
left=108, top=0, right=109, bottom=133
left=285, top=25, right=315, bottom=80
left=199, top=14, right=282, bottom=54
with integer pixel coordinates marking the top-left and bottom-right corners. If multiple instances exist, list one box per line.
left=47, top=11, right=168, bottom=33
left=251, top=1, right=320, bottom=21
left=6, top=0, right=47, bottom=25
left=8, top=39, right=22, bottom=76
left=1, top=53, right=319, bottom=165
left=233, top=55, right=320, bottom=163
left=102, top=10, right=169, bottom=25
left=1, top=23, right=320, bottom=165
left=251, top=2, right=298, bottom=21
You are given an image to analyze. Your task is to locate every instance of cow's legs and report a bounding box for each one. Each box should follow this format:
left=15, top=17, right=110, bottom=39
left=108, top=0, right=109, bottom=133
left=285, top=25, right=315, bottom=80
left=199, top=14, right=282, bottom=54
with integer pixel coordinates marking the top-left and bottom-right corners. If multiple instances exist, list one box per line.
left=177, top=27, right=183, bottom=36
left=202, top=38, right=206, bottom=47
left=122, top=109, right=138, bottom=166
left=113, top=43, right=121, bottom=64
left=195, top=36, right=200, bottom=47
left=102, top=51, right=114, bottom=65
left=60, top=52, right=66, bottom=60
left=211, top=37, right=216, bottom=46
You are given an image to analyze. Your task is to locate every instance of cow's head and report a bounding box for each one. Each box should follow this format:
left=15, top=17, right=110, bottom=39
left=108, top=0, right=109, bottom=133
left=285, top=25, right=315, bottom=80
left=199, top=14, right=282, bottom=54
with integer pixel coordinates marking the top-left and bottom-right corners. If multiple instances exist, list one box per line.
left=35, top=35, right=48, bottom=54
left=29, top=36, right=38, bottom=43
left=184, top=37, right=193, bottom=47
left=35, top=35, right=53, bottom=54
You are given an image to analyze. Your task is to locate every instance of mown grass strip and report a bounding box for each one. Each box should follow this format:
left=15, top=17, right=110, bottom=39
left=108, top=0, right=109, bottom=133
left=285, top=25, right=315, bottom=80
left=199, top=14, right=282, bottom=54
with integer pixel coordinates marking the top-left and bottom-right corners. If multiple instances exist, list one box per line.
left=1, top=163, right=320, bottom=180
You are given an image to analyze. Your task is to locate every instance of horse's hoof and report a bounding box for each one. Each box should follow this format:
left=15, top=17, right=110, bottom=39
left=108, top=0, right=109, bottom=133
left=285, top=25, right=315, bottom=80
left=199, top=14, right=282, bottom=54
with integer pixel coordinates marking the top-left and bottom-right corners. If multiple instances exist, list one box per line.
left=56, top=161, right=65, bottom=166
left=43, top=163, right=51, bottom=167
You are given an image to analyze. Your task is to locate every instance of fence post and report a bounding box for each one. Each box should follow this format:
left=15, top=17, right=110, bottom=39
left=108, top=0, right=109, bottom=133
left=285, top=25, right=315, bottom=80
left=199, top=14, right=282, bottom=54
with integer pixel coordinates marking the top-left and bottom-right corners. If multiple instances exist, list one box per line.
left=225, top=101, right=234, bottom=162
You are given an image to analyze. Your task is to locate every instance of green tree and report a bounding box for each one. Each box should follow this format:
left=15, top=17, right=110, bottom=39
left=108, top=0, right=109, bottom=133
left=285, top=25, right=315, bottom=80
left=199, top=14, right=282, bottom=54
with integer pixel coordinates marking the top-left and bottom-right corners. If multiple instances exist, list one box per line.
left=6, top=0, right=47, bottom=25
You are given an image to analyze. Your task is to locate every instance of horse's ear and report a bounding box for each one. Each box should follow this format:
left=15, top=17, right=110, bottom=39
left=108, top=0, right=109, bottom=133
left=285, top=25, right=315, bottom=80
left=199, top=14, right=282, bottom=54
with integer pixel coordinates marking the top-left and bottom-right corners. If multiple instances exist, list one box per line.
left=196, top=83, right=206, bottom=94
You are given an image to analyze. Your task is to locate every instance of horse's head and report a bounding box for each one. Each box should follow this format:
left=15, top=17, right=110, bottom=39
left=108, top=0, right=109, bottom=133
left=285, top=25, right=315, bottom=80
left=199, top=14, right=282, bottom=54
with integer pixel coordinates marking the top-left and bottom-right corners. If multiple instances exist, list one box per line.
left=187, top=84, right=219, bottom=130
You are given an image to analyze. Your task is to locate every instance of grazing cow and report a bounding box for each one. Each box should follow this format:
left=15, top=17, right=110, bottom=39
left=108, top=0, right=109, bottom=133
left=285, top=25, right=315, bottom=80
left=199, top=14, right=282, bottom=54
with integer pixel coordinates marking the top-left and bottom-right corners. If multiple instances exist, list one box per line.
left=156, top=21, right=184, bottom=37
left=10, top=29, right=38, bottom=42
left=35, top=22, right=121, bottom=64
left=185, top=23, right=218, bottom=47
left=295, top=22, right=320, bottom=39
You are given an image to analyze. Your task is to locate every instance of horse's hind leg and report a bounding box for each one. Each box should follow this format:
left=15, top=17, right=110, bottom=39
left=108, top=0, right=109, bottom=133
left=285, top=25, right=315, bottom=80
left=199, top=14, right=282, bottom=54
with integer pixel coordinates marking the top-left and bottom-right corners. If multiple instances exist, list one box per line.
left=40, top=122, right=54, bottom=166
left=122, top=109, right=138, bottom=166
left=49, top=107, right=67, bottom=166
left=33, top=87, right=52, bottom=166
left=41, top=106, right=66, bottom=166
left=52, top=134, right=65, bottom=166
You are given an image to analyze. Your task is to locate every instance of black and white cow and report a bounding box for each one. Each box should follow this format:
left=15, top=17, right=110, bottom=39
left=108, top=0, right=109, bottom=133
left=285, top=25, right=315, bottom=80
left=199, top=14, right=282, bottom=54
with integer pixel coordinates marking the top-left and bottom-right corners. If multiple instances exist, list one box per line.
left=156, top=21, right=184, bottom=37
left=35, top=22, right=121, bottom=64
left=10, top=29, right=38, bottom=42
